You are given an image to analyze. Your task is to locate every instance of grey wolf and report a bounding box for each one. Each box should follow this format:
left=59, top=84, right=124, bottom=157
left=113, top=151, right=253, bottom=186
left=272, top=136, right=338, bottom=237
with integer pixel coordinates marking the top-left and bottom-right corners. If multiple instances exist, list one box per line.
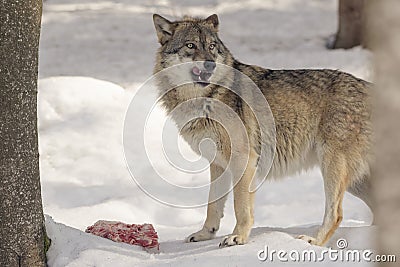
left=152, top=14, right=373, bottom=247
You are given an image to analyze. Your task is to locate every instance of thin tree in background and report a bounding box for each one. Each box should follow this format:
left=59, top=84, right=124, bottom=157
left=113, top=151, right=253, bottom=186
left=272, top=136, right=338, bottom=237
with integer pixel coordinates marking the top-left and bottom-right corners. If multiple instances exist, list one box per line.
left=367, top=0, right=400, bottom=266
left=328, top=0, right=366, bottom=49
left=0, top=0, right=49, bottom=266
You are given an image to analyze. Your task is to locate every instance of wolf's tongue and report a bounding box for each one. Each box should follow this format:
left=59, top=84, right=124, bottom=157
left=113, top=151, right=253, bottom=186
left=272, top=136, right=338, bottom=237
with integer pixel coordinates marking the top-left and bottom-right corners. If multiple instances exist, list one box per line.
left=192, top=66, right=201, bottom=76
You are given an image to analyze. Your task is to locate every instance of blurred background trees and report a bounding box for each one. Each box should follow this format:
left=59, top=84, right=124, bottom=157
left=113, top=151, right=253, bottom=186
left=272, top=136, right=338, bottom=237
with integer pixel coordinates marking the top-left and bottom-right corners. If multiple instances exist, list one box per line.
left=329, top=0, right=367, bottom=49
left=332, top=0, right=400, bottom=263
left=367, top=0, right=400, bottom=266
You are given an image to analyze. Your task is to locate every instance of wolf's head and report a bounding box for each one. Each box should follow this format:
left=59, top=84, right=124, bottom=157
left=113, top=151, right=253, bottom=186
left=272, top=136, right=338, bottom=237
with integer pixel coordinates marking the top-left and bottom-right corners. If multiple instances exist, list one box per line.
left=153, top=14, right=233, bottom=89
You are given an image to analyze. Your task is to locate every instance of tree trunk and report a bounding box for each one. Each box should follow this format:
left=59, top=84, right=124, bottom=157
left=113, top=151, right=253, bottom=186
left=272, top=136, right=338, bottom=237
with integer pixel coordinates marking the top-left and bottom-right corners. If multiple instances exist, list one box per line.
left=328, top=0, right=366, bottom=49
left=367, top=0, right=400, bottom=266
left=0, top=1, right=48, bottom=266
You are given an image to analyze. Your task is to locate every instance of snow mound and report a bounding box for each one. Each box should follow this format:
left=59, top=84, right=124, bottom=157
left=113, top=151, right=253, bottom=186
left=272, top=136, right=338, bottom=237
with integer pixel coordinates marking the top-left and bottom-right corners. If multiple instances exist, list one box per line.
left=45, top=215, right=376, bottom=267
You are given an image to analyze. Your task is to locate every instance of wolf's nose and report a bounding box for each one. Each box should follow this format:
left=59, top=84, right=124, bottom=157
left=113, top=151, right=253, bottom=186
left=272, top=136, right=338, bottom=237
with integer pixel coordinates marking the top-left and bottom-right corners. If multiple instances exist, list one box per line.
left=204, top=61, right=216, bottom=71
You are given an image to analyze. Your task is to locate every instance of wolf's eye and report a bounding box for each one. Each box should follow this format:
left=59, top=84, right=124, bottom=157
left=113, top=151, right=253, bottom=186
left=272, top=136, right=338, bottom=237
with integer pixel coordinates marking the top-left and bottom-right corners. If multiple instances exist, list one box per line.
left=186, top=43, right=196, bottom=49
left=209, top=44, right=216, bottom=50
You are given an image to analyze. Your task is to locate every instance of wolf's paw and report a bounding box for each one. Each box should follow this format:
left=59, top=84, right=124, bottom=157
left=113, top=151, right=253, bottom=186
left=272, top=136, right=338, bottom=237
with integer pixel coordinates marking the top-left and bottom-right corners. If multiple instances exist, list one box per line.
left=186, top=227, right=216, bottom=242
left=297, top=234, right=317, bottom=245
left=219, top=235, right=246, bottom=248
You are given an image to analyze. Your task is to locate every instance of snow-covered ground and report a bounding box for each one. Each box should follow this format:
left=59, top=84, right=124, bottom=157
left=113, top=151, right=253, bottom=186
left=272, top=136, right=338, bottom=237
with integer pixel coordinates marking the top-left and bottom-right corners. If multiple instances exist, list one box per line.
left=39, top=0, right=375, bottom=266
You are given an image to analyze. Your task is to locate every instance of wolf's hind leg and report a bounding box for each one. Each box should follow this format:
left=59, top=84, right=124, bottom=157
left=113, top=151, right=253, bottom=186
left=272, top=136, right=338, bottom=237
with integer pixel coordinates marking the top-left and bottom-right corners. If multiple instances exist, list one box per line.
left=186, top=163, right=229, bottom=242
left=347, top=174, right=373, bottom=212
left=298, top=152, right=349, bottom=246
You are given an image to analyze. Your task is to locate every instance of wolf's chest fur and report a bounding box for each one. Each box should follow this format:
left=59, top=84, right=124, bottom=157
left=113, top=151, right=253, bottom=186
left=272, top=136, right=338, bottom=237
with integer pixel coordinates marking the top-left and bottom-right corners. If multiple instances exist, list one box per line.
left=167, top=85, right=242, bottom=159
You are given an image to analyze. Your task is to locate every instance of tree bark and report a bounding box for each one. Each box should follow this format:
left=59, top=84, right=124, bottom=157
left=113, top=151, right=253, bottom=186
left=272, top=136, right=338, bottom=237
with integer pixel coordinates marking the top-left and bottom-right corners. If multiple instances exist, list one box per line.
left=0, top=1, right=47, bottom=266
left=328, top=0, right=366, bottom=49
left=367, top=0, right=400, bottom=266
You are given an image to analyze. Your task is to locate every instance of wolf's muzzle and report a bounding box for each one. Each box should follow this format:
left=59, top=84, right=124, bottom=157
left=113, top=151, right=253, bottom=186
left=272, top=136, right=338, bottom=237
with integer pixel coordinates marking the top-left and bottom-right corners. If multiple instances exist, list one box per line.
left=191, top=61, right=215, bottom=86
left=204, top=60, right=216, bottom=71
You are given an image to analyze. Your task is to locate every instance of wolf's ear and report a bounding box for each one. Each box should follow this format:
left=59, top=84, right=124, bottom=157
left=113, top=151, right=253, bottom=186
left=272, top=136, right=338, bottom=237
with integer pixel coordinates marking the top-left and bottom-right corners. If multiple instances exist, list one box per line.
left=205, top=14, right=219, bottom=31
left=153, top=14, right=174, bottom=45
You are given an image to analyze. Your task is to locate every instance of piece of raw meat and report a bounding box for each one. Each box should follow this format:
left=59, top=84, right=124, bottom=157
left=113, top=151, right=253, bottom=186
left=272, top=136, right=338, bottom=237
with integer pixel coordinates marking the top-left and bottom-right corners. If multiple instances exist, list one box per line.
left=85, top=220, right=159, bottom=249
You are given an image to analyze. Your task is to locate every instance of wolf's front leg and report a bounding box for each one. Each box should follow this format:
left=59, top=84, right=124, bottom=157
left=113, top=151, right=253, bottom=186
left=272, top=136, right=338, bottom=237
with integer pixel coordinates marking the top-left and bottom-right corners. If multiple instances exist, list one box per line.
left=186, top=163, right=229, bottom=242
left=219, top=154, right=257, bottom=247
